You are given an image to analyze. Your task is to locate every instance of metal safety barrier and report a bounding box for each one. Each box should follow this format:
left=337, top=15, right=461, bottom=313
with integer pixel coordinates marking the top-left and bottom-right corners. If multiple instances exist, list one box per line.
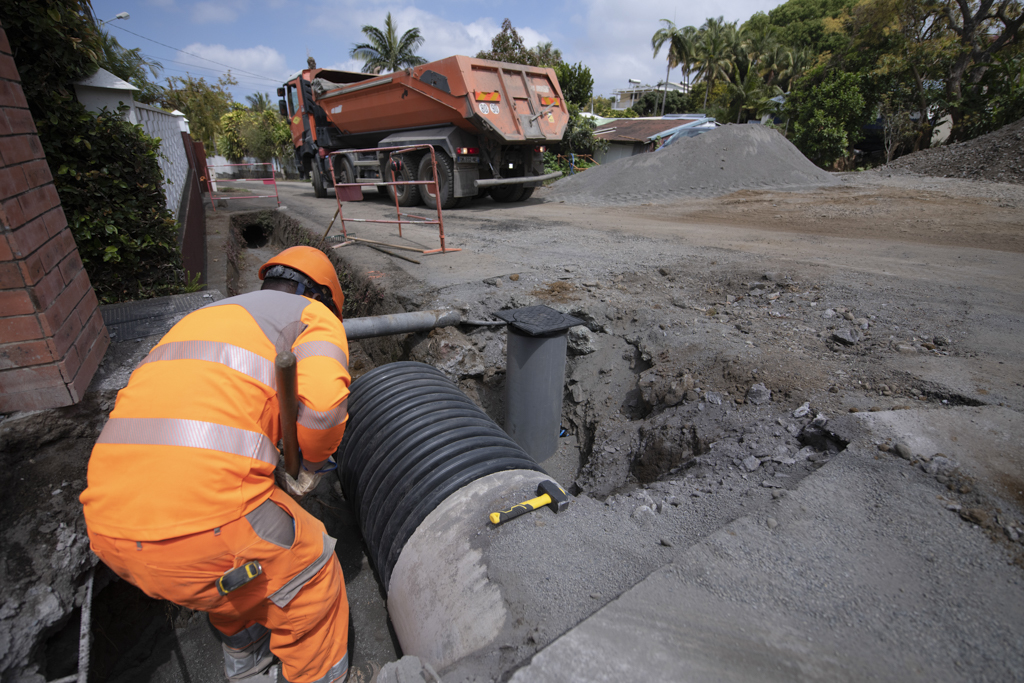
left=328, top=144, right=459, bottom=255
left=206, top=162, right=281, bottom=212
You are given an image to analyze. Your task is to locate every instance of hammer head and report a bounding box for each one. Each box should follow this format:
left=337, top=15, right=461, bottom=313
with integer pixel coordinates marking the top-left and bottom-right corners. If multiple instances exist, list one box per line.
left=537, top=480, right=569, bottom=513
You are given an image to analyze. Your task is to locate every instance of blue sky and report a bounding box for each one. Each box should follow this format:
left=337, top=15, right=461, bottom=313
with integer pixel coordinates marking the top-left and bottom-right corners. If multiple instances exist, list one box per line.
left=93, top=0, right=784, bottom=104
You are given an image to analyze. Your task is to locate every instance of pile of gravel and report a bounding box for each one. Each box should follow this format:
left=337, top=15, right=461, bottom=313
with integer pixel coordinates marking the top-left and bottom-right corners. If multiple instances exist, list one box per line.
left=545, top=124, right=837, bottom=206
left=886, top=117, right=1024, bottom=185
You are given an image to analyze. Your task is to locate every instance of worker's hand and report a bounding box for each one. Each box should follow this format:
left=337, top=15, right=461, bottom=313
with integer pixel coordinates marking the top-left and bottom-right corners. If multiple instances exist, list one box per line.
left=277, top=467, right=322, bottom=500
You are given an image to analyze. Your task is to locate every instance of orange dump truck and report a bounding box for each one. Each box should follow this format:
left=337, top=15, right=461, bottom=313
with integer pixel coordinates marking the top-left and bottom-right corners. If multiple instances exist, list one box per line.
left=278, top=55, right=568, bottom=208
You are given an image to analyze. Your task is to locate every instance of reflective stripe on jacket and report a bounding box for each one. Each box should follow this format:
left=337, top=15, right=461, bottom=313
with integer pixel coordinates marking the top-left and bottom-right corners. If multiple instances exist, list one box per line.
left=81, top=290, right=350, bottom=540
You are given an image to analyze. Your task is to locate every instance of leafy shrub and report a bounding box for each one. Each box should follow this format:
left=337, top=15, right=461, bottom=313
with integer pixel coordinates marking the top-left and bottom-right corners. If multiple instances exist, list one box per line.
left=54, top=106, right=185, bottom=302
left=3, top=0, right=189, bottom=303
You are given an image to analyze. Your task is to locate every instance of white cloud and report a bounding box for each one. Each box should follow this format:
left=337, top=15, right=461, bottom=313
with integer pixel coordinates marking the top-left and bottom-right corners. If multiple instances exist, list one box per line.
left=558, top=0, right=784, bottom=97
left=192, top=1, right=239, bottom=24
left=307, top=6, right=551, bottom=65
left=177, top=43, right=291, bottom=83
left=298, top=0, right=779, bottom=99
left=322, top=58, right=367, bottom=73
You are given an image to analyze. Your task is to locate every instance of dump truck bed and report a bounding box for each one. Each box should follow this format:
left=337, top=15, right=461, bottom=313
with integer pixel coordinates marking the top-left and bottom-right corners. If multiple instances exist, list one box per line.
left=309, top=55, right=568, bottom=146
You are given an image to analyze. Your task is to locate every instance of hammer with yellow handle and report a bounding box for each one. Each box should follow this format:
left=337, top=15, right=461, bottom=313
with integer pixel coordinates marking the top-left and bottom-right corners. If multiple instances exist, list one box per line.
left=489, top=480, right=570, bottom=526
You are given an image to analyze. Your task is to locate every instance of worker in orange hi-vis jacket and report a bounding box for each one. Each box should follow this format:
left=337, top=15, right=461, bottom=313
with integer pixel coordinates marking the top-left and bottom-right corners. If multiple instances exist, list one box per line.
left=81, top=246, right=352, bottom=683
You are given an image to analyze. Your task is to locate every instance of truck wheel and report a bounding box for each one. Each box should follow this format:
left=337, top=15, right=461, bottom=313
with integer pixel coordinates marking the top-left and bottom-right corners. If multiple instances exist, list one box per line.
left=490, top=184, right=525, bottom=203
left=518, top=187, right=535, bottom=201
left=334, top=157, right=355, bottom=186
left=418, top=153, right=458, bottom=210
left=386, top=155, right=421, bottom=207
left=312, top=164, right=327, bottom=198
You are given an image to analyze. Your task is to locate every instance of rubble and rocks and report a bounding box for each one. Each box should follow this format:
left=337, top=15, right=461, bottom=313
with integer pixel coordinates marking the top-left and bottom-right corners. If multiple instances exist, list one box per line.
left=887, top=117, right=1024, bottom=185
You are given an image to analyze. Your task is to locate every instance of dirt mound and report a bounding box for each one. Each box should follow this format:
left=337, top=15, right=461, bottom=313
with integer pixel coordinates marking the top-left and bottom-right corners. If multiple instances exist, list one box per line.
left=545, top=124, right=837, bottom=206
left=887, top=118, right=1024, bottom=185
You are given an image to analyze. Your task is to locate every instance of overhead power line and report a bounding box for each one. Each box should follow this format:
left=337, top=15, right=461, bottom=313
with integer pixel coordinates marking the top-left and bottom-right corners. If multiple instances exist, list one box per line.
left=110, top=24, right=282, bottom=84
left=145, top=54, right=281, bottom=89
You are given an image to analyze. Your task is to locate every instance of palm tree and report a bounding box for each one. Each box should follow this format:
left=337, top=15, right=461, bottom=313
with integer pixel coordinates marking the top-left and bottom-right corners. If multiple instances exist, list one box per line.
left=652, top=19, right=684, bottom=116
left=694, top=18, right=736, bottom=109
left=726, top=59, right=767, bottom=123
left=246, top=92, right=272, bottom=112
left=350, top=12, right=427, bottom=75
left=672, top=26, right=699, bottom=93
left=778, top=47, right=811, bottom=92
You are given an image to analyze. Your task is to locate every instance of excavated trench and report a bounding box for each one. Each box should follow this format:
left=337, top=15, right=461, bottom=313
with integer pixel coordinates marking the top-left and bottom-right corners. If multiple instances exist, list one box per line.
left=33, top=207, right=856, bottom=681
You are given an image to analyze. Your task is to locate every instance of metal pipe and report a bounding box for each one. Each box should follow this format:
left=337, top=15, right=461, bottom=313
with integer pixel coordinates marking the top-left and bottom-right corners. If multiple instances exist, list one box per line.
left=474, top=171, right=562, bottom=188
left=344, top=309, right=462, bottom=340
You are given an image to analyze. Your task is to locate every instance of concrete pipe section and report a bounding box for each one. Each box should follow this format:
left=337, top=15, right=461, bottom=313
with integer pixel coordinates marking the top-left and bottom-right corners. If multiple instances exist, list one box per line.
left=336, top=362, right=566, bottom=672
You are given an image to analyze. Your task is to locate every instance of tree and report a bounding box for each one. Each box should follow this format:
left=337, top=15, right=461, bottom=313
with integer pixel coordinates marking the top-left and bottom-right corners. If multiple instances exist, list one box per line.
left=350, top=12, right=426, bottom=74
left=477, top=18, right=535, bottom=65
left=592, top=95, right=639, bottom=117
left=220, top=105, right=291, bottom=164
left=554, top=62, right=594, bottom=108
left=246, top=92, right=273, bottom=112
left=766, top=0, right=861, bottom=53
left=653, top=19, right=685, bottom=115
left=531, top=41, right=563, bottom=67
left=95, top=29, right=164, bottom=104
left=694, top=17, right=738, bottom=108
left=559, top=103, right=607, bottom=156
left=160, top=73, right=236, bottom=151
left=879, top=88, right=917, bottom=162
left=2, top=0, right=188, bottom=302
left=786, top=69, right=867, bottom=166
left=934, top=0, right=1024, bottom=140
left=958, top=50, right=1024, bottom=138
left=727, top=61, right=774, bottom=122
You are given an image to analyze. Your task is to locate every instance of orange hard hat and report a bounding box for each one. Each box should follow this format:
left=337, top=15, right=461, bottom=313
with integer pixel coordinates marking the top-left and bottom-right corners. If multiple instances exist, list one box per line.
left=258, top=246, right=344, bottom=320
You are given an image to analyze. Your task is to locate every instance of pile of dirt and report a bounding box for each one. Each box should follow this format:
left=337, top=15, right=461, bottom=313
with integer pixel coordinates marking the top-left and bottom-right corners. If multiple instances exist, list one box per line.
left=887, top=117, right=1024, bottom=185
left=545, top=124, right=837, bottom=206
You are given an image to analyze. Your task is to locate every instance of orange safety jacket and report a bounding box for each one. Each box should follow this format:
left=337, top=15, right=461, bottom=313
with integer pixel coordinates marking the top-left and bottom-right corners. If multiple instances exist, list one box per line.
left=81, top=290, right=350, bottom=541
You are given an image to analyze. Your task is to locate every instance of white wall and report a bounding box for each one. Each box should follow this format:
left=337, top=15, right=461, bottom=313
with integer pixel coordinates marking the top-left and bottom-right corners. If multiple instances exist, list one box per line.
left=135, top=103, right=189, bottom=216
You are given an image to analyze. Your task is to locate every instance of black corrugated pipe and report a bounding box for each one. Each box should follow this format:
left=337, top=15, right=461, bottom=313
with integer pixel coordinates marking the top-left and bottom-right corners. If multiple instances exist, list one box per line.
left=337, top=361, right=544, bottom=588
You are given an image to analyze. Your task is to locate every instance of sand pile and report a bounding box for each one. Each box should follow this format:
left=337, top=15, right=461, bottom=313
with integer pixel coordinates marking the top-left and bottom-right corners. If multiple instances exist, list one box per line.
left=886, top=118, right=1024, bottom=185
left=545, top=124, right=837, bottom=206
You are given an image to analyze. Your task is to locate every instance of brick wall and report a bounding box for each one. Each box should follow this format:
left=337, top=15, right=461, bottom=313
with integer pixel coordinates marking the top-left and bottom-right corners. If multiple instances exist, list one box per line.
left=0, top=24, right=109, bottom=413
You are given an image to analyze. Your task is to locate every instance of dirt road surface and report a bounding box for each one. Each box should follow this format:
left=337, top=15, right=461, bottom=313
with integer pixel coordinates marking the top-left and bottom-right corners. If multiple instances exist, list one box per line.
left=275, top=171, right=1024, bottom=681
left=3, top=164, right=1023, bottom=682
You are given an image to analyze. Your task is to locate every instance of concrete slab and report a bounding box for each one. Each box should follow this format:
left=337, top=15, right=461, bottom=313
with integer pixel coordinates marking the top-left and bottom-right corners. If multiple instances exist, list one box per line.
left=856, top=406, right=1024, bottom=509
left=511, top=437, right=1024, bottom=683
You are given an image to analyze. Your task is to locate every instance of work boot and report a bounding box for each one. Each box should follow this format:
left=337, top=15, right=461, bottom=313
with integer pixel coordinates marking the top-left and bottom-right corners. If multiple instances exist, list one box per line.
left=216, top=622, right=275, bottom=680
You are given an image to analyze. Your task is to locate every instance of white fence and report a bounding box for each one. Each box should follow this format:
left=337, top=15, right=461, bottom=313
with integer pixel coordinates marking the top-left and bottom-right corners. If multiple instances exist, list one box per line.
left=135, top=103, right=189, bottom=216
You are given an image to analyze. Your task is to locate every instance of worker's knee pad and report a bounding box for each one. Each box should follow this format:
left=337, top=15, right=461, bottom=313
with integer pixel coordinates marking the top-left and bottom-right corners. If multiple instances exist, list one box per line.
left=217, top=622, right=274, bottom=680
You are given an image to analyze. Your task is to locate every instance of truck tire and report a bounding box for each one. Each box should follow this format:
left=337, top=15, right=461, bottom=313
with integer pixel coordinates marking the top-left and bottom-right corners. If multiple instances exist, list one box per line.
left=418, top=153, right=458, bottom=210
left=312, top=164, right=327, bottom=198
left=490, top=183, right=525, bottom=203
left=386, top=155, right=421, bottom=207
left=518, top=187, right=535, bottom=201
left=334, top=157, right=355, bottom=186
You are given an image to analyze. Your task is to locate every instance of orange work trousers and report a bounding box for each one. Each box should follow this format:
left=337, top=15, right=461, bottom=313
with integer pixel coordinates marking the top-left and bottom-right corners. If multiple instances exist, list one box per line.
left=88, top=487, right=349, bottom=683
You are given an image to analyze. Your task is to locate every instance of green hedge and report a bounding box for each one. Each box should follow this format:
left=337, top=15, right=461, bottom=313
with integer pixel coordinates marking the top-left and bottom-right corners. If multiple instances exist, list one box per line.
left=3, top=0, right=189, bottom=303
